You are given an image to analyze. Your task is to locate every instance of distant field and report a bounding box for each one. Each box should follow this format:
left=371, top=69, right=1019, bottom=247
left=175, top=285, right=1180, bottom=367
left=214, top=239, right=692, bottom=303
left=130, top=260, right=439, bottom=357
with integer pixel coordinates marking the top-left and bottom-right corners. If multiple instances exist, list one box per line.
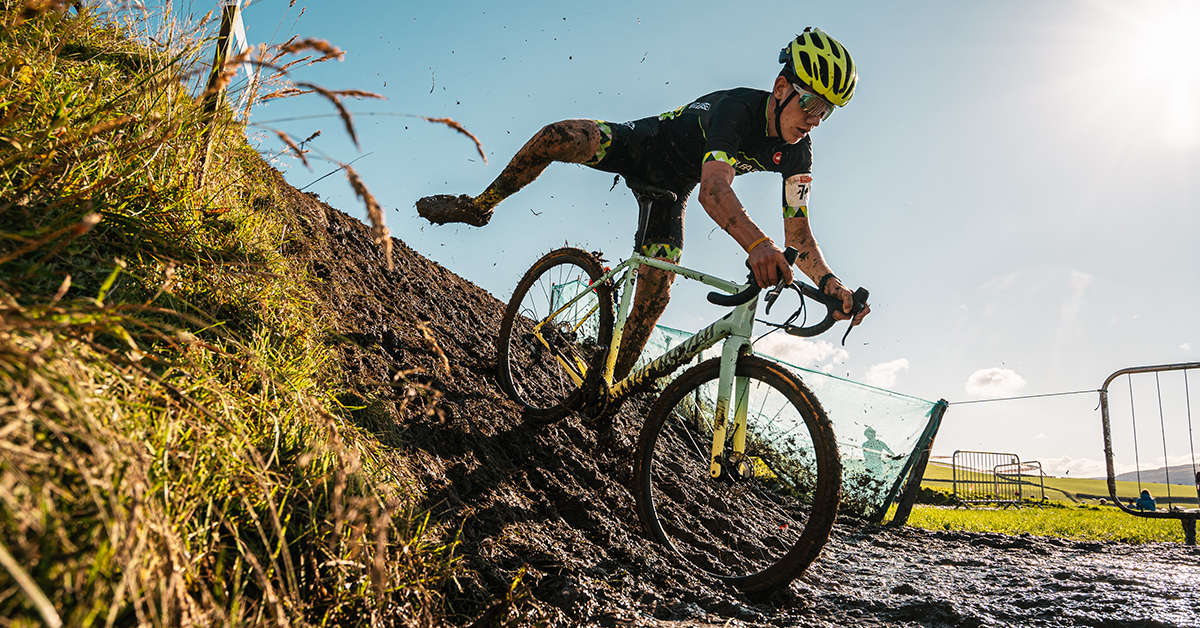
left=900, top=503, right=1186, bottom=544
left=920, top=461, right=1200, bottom=508
left=898, top=461, right=1196, bottom=543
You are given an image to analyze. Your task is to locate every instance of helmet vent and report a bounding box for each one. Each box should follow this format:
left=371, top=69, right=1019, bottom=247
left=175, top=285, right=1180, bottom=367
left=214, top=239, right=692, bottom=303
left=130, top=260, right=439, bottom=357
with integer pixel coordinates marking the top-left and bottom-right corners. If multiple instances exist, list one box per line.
left=817, top=56, right=830, bottom=85
left=828, top=39, right=843, bottom=60
left=799, top=51, right=813, bottom=79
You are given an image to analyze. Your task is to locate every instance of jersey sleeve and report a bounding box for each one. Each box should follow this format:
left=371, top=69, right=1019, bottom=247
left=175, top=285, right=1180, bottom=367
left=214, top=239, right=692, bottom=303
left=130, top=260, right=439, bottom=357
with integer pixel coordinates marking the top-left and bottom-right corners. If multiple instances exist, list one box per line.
left=781, top=138, right=813, bottom=218
left=782, top=173, right=813, bottom=218
left=701, top=97, right=756, bottom=169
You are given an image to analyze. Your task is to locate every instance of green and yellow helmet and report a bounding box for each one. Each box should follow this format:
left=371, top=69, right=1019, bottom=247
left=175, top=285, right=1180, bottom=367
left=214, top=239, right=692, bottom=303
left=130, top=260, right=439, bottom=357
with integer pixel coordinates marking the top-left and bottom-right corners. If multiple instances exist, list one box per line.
left=779, top=27, right=857, bottom=107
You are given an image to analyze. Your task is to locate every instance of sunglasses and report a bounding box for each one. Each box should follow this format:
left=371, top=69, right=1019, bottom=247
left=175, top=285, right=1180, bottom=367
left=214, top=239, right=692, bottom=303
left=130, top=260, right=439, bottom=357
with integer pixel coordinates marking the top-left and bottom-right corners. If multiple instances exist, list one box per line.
left=791, top=83, right=834, bottom=121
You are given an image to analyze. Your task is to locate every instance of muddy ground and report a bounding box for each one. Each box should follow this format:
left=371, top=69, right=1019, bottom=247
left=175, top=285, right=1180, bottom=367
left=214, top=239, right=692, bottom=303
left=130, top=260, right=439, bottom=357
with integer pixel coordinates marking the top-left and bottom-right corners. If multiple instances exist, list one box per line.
left=273, top=173, right=1200, bottom=628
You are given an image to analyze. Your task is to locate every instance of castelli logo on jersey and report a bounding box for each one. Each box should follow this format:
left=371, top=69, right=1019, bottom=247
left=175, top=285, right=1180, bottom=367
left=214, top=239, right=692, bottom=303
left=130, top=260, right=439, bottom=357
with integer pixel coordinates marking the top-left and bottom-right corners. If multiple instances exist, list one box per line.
left=773, top=152, right=782, bottom=164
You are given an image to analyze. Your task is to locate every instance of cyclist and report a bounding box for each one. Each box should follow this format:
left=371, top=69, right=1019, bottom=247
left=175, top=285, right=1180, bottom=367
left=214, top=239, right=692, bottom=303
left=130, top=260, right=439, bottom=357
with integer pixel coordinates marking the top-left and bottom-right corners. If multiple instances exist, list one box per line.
left=418, top=28, right=870, bottom=380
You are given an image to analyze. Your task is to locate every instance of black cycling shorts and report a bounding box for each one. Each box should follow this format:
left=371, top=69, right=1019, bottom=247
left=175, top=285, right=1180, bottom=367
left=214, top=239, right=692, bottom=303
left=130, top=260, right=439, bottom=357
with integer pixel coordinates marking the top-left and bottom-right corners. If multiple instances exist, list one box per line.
left=583, top=118, right=695, bottom=262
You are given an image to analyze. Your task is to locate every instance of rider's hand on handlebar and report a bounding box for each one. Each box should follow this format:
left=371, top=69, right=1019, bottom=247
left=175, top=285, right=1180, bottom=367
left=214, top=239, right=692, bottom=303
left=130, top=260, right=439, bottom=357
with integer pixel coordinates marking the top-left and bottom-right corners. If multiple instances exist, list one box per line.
left=748, top=241, right=793, bottom=289
left=824, top=276, right=871, bottom=326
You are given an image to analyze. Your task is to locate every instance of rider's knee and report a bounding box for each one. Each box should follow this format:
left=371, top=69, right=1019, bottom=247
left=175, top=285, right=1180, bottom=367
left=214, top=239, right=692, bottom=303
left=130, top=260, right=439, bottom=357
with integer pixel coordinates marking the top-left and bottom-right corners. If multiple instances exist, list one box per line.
left=534, top=120, right=600, bottom=162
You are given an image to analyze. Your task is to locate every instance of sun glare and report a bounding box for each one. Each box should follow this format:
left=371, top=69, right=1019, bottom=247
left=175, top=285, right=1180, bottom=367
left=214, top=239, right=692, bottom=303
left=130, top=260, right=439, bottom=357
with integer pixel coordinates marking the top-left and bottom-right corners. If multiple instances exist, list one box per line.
left=1135, top=8, right=1200, bottom=81
left=1135, top=3, right=1200, bottom=144
left=1058, top=1, right=1200, bottom=150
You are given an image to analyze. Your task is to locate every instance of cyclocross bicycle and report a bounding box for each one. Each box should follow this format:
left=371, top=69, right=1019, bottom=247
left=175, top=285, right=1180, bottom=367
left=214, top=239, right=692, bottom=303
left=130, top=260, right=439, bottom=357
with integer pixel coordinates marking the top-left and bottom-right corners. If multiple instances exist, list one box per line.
left=495, top=180, right=868, bottom=592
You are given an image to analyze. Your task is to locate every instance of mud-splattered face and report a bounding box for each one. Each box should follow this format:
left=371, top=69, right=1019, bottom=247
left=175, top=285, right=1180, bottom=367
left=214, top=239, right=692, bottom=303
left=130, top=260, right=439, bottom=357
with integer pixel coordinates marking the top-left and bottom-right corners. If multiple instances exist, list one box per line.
left=778, top=94, right=824, bottom=143
left=772, top=78, right=826, bottom=144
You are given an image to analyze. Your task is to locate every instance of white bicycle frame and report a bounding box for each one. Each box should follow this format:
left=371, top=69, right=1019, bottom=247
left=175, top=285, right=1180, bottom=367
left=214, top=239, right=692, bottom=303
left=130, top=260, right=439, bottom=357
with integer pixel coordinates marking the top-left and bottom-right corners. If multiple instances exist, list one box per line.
left=531, top=252, right=763, bottom=479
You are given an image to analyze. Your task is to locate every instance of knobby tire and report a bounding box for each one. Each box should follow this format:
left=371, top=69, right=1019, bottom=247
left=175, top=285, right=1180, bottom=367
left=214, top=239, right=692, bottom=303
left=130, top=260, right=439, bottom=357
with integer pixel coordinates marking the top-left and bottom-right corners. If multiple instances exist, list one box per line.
left=632, top=355, right=841, bottom=592
left=496, top=247, right=614, bottom=423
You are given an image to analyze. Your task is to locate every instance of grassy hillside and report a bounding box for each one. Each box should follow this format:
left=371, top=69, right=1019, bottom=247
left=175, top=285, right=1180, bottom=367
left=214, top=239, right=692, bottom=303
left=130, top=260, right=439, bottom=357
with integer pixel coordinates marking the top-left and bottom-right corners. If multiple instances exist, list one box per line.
left=5, top=5, right=1194, bottom=627
left=0, top=4, right=454, bottom=626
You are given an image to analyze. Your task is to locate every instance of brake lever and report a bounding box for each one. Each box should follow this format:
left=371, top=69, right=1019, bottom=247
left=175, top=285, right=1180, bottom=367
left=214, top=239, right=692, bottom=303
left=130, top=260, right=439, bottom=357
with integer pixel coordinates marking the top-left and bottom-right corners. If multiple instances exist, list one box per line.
left=763, top=282, right=789, bottom=314
left=763, top=247, right=801, bottom=313
left=761, top=283, right=870, bottom=346
left=838, top=287, right=870, bottom=345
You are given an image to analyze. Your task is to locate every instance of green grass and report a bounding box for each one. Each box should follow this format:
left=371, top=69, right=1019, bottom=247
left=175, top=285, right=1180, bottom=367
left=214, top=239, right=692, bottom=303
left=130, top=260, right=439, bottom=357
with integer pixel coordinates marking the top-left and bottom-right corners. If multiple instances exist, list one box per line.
left=0, top=3, right=455, bottom=626
left=901, top=462, right=1195, bottom=544
left=904, top=502, right=1187, bottom=544
left=920, top=460, right=1199, bottom=507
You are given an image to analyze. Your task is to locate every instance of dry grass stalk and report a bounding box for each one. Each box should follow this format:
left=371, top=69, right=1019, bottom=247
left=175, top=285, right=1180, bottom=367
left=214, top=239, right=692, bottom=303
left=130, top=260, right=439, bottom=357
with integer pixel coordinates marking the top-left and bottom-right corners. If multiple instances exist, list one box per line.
left=417, top=321, right=451, bottom=376
left=295, top=82, right=383, bottom=149
left=273, top=129, right=309, bottom=169
left=0, top=212, right=101, bottom=265
left=343, top=164, right=392, bottom=271
left=276, top=37, right=344, bottom=61
left=423, top=116, right=488, bottom=164
left=200, top=46, right=254, bottom=101
left=0, top=539, right=62, bottom=628
left=259, top=87, right=309, bottom=101
left=82, top=114, right=138, bottom=139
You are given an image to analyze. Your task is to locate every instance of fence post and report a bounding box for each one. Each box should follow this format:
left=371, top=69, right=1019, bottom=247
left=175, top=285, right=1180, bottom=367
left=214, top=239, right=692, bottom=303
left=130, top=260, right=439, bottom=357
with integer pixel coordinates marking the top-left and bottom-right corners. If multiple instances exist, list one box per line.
left=887, top=399, right=949, bottom=527
left=196, top=0, right=240, bottom=188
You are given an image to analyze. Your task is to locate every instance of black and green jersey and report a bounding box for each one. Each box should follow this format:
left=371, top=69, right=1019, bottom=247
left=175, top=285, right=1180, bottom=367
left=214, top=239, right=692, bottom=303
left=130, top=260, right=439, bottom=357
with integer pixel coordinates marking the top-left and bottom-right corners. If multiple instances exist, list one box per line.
left=585, top=87, right=815, bottom=258
left=659, top=87, right=812, bottom=183
left=588, top=87, right=814, bottom=219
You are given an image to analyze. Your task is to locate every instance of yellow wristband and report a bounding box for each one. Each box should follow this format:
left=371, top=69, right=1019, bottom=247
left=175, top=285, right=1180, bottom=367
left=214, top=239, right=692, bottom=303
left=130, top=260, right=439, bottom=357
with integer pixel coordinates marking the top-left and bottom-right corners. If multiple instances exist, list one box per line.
left=747, top=236, right=772, bottom=253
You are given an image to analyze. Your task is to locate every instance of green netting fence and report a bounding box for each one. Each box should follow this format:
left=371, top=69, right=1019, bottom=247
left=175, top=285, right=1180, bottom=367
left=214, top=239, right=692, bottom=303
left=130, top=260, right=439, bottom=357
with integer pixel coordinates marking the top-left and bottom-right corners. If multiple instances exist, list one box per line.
left=550, top=280, right=944, bottom=521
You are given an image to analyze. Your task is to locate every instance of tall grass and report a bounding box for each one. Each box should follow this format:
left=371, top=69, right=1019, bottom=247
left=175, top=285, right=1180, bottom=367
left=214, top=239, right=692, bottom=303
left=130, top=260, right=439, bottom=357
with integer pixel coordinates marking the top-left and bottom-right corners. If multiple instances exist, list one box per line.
left=0, top=2, right=456, bottom=626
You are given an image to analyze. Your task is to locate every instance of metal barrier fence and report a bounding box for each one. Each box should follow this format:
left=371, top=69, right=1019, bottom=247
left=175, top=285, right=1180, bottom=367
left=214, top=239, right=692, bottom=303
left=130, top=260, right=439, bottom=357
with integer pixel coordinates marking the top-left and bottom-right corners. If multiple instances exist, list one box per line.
left=997, top=460, right=1046, bottom=503
left=1100, top=361, right=1200, bottom=545
left=952, top=450, right=1042, bottom=505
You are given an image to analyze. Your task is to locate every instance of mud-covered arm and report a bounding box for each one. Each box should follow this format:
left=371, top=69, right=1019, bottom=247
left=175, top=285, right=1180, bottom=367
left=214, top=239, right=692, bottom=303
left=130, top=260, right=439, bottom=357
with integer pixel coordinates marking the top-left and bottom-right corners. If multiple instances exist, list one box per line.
left=698, top=159, right=792, bottom=288
left=784, top=215, right=869, bottom=325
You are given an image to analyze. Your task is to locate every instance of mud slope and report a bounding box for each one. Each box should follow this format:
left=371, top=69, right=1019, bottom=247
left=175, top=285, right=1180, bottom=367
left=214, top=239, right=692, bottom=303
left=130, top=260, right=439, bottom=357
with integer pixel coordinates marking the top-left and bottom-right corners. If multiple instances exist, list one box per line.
left=273, top=174, right=1200, bottom=628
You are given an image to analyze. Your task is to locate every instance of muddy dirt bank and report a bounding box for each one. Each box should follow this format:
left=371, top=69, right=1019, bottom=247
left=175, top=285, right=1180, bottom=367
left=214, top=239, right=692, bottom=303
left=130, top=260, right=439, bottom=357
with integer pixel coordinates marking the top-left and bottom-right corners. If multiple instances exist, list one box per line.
left=273, top=173, right=1200, bottom=628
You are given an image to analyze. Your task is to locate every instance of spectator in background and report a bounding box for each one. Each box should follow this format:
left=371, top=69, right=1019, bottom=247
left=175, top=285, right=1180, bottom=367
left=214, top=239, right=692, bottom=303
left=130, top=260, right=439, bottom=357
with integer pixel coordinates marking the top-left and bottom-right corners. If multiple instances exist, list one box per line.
left=861, top=426, right=893, bottom=476
left=1135, top=489, right=1156, bottom=512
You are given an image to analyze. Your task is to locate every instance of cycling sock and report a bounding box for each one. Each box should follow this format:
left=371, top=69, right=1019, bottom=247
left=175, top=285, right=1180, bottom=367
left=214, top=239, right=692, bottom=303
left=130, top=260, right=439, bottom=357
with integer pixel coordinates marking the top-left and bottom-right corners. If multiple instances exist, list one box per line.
left=473, top=186, right=507, bottom=213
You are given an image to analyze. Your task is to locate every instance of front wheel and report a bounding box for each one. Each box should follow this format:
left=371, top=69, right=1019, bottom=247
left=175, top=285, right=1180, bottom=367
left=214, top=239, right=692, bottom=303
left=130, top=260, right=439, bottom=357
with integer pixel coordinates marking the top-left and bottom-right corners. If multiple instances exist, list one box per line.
left=632, top=355, right=841, bottom=592
left=496, top=248, right=614, bottom=423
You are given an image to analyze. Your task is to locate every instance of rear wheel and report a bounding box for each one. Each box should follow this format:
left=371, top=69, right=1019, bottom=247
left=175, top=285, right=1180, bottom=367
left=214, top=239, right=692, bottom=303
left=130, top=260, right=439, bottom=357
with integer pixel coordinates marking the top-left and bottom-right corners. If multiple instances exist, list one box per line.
left=496, top=248, right=614, bottom=422
left=632, top=355, right=841, bottom=592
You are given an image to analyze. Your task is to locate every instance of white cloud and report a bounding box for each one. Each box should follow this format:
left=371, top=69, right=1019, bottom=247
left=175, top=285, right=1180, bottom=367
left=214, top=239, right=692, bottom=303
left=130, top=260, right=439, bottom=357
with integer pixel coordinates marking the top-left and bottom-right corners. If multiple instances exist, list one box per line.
left=1034, top=433, right=1047, bottom=440
left=754, top=334, right=848, bottom=369
left=964, top=367, right=1027, bottom=397
left=1183, top=343, right=1192, bottom=351
left=861, top=359, right=909, bottom=389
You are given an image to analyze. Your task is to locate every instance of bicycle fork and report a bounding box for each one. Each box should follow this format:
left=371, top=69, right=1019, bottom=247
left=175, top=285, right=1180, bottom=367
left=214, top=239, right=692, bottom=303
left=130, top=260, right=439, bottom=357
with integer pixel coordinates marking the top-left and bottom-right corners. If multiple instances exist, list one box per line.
left=709, top=339, right=752, bottom=479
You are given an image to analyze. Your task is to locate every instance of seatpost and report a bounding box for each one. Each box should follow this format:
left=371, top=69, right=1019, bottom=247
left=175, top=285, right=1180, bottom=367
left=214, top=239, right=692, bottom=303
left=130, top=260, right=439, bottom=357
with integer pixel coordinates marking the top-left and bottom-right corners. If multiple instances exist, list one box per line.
left=633, top=194, right=653, bottom=254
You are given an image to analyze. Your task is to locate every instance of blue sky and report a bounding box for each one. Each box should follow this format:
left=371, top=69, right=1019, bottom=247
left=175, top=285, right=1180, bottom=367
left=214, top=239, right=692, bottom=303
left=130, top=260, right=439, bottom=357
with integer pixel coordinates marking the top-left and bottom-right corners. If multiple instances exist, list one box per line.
left=201, top=0, right=1199, bottom=478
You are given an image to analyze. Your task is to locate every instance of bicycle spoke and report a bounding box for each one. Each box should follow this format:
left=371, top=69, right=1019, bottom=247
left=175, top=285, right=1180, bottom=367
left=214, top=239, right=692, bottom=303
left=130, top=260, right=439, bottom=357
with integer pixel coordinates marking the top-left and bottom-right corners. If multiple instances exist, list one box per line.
left=633, top=356, right=840, bottom=592
left=497, top=249, right=613, bottom=422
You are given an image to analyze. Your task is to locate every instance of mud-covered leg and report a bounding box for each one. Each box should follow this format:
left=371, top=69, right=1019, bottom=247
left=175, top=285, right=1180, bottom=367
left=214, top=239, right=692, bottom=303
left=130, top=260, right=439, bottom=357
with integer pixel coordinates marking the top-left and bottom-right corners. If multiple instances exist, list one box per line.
left=415, top=119, right=602, bottom=226
left=612, top=264, right=674, bottom=382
